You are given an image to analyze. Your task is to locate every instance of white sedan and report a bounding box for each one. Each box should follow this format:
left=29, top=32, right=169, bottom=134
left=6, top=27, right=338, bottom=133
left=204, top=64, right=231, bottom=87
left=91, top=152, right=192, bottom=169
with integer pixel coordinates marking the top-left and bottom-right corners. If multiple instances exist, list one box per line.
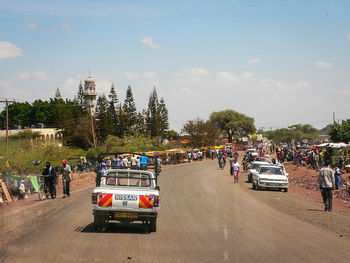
left=248, top=161, right=271, bottom=182
left=252, top=166, right=289, bottom=192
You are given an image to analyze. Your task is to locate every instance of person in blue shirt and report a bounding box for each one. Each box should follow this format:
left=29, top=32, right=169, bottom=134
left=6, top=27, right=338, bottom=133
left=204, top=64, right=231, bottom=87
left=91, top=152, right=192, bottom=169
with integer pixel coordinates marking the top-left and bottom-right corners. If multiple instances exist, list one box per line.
left=140, top=155, right=149, bottom=170
left=96, top=159, right=107, bottom=187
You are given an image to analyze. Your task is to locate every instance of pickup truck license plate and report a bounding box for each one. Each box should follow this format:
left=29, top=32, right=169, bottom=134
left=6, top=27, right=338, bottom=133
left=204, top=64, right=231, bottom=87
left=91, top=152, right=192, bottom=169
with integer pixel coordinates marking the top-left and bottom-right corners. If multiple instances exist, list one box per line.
left=114, top=212, right=138, bottom=218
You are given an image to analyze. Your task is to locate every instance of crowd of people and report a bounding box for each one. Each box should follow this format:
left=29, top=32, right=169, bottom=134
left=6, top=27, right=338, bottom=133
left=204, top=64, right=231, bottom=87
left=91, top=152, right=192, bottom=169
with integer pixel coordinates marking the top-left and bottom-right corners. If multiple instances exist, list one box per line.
left=242, top=142, right=349, bottom=212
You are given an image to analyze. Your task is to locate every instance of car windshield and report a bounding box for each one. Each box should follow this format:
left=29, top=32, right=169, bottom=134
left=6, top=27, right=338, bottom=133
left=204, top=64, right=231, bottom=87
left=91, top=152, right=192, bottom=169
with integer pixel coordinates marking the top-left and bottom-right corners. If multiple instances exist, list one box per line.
left=104, top=171, right=151, bottom=187
left=251, top=163, right=268, bottom=170
left=255, top=157, right=270, bottom=162
left=259, top=167, right=283, bottom=175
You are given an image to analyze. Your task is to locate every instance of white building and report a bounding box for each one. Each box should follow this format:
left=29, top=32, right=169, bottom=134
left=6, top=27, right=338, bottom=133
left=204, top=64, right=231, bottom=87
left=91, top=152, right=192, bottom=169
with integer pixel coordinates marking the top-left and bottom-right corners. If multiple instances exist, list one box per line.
left=83, top=73, right=97, bottom=115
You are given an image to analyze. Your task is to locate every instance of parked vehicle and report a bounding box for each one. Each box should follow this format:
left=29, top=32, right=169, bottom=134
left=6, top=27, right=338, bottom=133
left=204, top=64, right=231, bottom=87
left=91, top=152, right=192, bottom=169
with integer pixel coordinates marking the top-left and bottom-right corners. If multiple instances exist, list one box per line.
left=252, top=166, right=289, bottom=192
left=248, top=161, right=271, bottom=183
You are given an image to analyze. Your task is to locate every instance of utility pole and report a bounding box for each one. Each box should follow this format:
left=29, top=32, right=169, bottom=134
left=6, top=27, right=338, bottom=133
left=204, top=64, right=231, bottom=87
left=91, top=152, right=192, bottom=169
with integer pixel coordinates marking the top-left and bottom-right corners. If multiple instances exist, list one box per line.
left=90, top=112, right=97, bottom=149
left=333, top=112, right=336, bottom=124
left=0, top=99, right=16, bottom=147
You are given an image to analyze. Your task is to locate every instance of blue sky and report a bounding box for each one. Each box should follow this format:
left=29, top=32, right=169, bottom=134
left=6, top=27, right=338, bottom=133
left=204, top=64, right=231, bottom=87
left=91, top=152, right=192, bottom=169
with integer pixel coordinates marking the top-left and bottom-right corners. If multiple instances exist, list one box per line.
left=0, top=0, right=350, bottom=131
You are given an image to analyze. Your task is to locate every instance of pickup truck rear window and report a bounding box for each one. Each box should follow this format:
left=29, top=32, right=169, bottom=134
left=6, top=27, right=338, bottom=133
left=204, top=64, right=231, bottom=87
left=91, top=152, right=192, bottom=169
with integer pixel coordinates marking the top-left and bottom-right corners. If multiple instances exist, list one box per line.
left=104, top=172, right=151, bottom=187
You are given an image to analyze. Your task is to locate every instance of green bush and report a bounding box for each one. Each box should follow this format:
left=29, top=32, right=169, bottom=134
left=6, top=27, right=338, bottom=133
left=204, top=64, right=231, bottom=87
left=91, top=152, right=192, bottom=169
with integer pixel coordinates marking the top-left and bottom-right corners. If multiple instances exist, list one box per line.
left=0, top=138, right=86, bottom=174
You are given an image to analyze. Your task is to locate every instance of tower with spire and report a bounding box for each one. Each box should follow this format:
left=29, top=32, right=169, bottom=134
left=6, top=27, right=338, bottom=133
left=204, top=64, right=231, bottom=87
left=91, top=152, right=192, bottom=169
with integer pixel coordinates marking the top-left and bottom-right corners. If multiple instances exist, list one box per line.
left=83, top=71, right=97, bottom=115
left=55, top=87, right=62, bottom=99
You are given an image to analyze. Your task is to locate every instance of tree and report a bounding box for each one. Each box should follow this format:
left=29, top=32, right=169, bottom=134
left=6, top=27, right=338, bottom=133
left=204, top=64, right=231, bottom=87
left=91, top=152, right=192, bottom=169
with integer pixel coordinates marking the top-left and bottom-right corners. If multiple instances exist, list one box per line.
left=146, top=87, right=160, bottom=137
left=182, top=118, right=220, bottom=147
left=210, top=109, right=256, bottom=143
left=135, top=112, right=147, bottom=134
left=1, top=102, right=32, bottom=128
left=158, top=97, right=169, bottom=139
left=264, top=124, right=319, bottom=143
left=75, top=81, right=86, bottom=107
left=107, top=84, right=118, bottom=136
left=95, top=95, right=110, bottom=142
left=123, top=86, right=137, bottom=135
left=167, top=129, right=179, bottom=140
left=329, top=120, right=350, bottom=143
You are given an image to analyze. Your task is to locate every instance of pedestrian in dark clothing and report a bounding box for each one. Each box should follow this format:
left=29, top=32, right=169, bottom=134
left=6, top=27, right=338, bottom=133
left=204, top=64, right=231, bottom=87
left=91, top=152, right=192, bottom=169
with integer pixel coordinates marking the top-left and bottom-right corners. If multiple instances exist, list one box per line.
left=42, top=162, right=57, bottom=199
left=318, top=164, right=335, bottom=211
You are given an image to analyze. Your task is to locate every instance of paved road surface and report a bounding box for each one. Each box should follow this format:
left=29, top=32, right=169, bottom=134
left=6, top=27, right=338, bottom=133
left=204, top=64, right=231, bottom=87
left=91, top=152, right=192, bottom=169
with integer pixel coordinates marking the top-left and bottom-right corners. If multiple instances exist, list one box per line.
left=1, top=160, right=350, bottom=262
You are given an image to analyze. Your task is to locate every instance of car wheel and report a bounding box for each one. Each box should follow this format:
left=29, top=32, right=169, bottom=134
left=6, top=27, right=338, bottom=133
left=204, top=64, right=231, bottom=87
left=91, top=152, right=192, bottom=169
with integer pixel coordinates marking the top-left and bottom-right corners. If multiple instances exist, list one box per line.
left=150, top=219, right=157, bottom=232
left=93, top=215, right=107, bottom=231
left=284, top=188, right=288, bottom=192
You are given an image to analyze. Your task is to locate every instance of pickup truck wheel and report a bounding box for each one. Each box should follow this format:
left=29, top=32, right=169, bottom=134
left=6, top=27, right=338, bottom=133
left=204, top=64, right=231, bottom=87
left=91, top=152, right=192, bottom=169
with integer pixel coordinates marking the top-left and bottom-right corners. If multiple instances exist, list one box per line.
left=93, top=215, right=107, bottom=230
left=150, top=220, right=157, bottom=232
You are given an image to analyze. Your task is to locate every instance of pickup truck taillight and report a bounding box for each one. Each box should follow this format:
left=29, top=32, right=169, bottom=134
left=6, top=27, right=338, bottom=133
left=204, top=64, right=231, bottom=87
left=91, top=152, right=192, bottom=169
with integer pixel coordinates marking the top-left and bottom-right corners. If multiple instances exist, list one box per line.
left=154, top=195, right=160, bottom=207
left=92, top=193, right=98, bottom=204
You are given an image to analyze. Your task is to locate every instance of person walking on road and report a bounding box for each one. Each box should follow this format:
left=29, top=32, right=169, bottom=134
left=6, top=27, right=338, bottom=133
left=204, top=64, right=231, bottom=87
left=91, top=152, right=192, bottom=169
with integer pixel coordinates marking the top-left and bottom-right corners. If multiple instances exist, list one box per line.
left=229, top=156, right=234, bottom=176
left=232, top=158, right=240, bottom=183
left=42, top=162, right=57, bottom=199
left=60, top=159, right=72, bottom=198
left=318, top=164, right=335, bottom=211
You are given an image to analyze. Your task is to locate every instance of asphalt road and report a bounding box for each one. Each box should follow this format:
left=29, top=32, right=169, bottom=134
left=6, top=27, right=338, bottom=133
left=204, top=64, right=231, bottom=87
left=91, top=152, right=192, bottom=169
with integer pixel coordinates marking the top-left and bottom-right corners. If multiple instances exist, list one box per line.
left=1, top=160, right=350, bottom=263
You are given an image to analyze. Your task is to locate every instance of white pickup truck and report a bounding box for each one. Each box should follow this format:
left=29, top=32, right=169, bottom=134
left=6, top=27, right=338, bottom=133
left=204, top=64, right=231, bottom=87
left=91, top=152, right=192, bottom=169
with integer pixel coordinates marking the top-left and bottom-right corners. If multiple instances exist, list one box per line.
left=91, top=168, right=160, bottom=232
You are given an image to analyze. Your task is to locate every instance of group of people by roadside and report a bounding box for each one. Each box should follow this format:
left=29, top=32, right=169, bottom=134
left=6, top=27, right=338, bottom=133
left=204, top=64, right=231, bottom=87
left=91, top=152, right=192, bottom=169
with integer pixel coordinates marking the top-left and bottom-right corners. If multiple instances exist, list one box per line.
left=41, top=159, right=72, bottom=199
left=95, top=154, right=161, bottom=187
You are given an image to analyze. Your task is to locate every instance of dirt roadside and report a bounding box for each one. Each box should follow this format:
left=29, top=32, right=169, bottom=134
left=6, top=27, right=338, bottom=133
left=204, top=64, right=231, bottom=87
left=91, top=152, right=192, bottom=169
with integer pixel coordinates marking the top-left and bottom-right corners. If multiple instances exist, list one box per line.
left=238, top=162, right=350, bottom=239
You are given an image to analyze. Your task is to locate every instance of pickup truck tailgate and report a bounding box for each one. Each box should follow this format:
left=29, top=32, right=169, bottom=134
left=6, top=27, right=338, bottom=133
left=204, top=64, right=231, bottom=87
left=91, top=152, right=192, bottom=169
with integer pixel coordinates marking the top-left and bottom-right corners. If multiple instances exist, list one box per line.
left=97, top=190, right=158, bottom=210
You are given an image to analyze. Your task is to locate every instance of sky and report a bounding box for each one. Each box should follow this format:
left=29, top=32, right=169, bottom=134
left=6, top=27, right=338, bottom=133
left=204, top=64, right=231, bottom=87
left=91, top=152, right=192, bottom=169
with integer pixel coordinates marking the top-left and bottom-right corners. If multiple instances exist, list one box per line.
left=0, top=0, right=349, bottom=132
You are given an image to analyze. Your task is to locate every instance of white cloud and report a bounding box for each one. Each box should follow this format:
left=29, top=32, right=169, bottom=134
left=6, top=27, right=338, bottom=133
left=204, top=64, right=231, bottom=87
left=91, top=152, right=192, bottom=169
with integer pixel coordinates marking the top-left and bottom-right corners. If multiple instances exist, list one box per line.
left=32, top=71, right=55, bottom=80
left=0, top=80, right=11, bottom=88
left=248, top=58, right=261, bottom=65
left=25, top=22, right=37, bottom=30
left=143, top=71, right=156, bottom=79
left=61, top=22, right=71, bottom=32
left=296, top=81, right=309, bottom=89
left=95, top=80, right=112, bottom=92
left=0, top=41, right=23, bottom=59
left=347, top=33, right=350, bottom=40
left=122, top=72, right=139, bottom=80
left=15, top=71, right=55, bottom=80
left=140, top=37, right=160, bottom=50
left=173, top=68, right=210, bottom=85
left=314, top=61, right=332, bottom=69
left=181, top=68, right=210, bottom=77
left=241, top=72, right=254, bottom=80
left=65, top=76, right=80, bottom=86
left=217, top=71, right=240, bottom=84
left=17, top=71, right=31, bottom=79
